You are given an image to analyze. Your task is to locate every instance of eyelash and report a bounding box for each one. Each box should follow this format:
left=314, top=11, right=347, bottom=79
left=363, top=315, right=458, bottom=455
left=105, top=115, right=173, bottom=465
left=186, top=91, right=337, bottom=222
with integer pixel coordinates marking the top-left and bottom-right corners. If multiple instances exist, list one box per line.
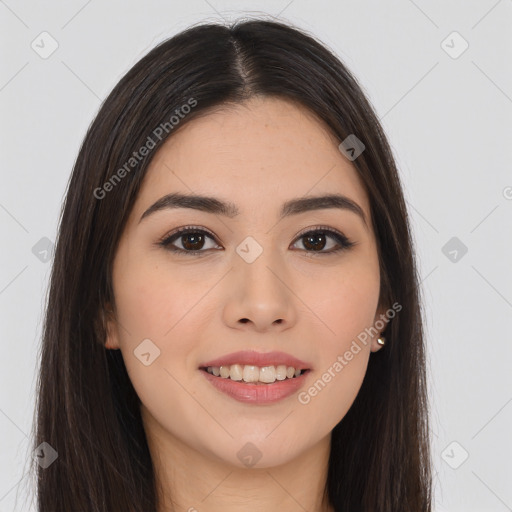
left=157, top=225, right=356, bottom=257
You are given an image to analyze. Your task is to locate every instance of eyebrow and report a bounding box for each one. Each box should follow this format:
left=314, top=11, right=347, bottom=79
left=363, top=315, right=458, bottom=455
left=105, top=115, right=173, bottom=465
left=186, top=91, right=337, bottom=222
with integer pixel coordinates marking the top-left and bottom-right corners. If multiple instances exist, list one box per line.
left=139, top=192, right=368, bottom=228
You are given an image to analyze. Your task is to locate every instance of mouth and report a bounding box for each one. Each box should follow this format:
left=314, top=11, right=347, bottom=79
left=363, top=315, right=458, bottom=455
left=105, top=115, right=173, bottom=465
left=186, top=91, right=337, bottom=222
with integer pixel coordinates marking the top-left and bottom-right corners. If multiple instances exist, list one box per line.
left=199, top=364, right=312, bottom=404
left=197, top=350, right=312, bottom=403
left=199, top=365, right=311, bottom=385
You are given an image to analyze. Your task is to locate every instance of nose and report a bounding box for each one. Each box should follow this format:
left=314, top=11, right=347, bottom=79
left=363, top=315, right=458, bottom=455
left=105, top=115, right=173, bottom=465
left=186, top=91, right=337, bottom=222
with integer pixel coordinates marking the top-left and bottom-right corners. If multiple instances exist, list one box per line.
left=222, top=249, right=298, bottom=333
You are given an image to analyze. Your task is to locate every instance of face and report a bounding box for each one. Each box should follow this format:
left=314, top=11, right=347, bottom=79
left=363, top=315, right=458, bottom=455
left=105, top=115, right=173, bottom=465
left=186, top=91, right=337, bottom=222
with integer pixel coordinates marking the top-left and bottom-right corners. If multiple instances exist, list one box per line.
left=105, top=96, right=386, bottom=470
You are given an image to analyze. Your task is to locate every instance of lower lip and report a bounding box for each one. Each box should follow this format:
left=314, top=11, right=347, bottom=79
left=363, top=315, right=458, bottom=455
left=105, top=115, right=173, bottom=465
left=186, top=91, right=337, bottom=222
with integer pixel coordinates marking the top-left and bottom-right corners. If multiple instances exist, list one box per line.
left=200, top=369, right=311, bottom=404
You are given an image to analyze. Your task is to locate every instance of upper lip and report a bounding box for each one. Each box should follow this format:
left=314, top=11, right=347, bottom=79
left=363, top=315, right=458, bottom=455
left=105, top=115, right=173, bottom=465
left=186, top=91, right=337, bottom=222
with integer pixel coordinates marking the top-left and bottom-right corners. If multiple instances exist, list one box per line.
left=199, top=350, right=312, bottom=370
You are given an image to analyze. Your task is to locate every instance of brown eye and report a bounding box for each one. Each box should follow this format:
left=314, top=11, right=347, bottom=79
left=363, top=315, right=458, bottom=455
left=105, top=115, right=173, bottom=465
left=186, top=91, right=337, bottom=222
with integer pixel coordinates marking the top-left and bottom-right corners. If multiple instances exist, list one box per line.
left=159, top=227, right=221, bottom=254
left=179, top=231, right=206, bottom=251
left=291, top=228, right=355, bottom=255
left=302, top=232, right=328, bottom=251
left=158, top=225, right=355, bottom=256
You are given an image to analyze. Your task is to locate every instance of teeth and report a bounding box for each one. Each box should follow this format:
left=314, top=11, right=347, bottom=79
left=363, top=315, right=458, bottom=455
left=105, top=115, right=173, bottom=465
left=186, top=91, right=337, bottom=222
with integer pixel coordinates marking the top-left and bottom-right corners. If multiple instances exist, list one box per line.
left=243, top=365, right=260, bottom=383
left=259, top=366, right=276, bottom=383
left=205, top=364, right=304, bottom=384
left=229, top=364, right=243, bottom=381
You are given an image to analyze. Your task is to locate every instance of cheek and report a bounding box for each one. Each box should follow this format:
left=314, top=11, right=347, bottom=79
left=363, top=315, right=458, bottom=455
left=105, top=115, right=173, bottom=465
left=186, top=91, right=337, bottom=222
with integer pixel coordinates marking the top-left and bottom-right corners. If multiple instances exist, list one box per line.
left=112, top=256, right=211, bottom=342
left=110, top=257, right=213, bottom=405
left=294, top=258, right=379, bottom=425
left=310, top=257, right=381, bottom=347
left=111, top=262, right=202, bottom=437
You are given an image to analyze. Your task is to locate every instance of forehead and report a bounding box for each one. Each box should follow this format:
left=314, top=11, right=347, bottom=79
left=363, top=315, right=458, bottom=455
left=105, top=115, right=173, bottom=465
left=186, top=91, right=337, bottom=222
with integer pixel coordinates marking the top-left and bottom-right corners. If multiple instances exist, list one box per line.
left=132, top=96, right=371, bottom=223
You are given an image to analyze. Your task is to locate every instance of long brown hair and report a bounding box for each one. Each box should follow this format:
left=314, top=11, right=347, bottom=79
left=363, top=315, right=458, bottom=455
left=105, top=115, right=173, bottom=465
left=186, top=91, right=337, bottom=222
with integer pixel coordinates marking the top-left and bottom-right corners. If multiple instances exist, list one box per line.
left=31, top=18, right=432, bottom=511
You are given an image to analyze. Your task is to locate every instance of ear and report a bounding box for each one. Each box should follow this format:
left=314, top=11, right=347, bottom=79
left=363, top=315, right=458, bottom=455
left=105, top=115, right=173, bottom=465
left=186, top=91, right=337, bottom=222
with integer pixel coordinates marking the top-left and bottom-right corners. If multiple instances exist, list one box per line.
left=370, top=304, right=390, bottom=353
left=103, top=303, right=121, bottom=350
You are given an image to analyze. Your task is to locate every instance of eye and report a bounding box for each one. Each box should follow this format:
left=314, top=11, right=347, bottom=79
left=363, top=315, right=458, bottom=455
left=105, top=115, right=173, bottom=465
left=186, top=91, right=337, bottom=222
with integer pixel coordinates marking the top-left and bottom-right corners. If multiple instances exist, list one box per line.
left=290, top=226, right=356, bottom=256
left=157, top=225, right=356, bottom=256
left=158, top=226, right=221, bottom=255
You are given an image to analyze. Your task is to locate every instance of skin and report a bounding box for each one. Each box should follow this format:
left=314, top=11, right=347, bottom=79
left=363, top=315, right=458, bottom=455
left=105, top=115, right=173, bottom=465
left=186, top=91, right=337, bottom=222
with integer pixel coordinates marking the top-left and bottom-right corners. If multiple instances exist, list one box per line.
left=105, top=96, right=387, bottom=512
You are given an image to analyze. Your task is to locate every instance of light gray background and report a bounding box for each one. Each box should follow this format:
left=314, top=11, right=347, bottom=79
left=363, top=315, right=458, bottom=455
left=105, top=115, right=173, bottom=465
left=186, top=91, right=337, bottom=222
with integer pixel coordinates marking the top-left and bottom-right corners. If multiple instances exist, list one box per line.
left=1, top=1, right=511, bottom=511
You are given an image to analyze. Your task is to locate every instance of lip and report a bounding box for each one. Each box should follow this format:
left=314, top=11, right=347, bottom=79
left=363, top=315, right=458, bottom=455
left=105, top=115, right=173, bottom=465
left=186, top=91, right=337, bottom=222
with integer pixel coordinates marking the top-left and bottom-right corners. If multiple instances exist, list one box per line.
left=199, top=350, right=312, bottom=370
left=200, top=368, right=311, bottom=404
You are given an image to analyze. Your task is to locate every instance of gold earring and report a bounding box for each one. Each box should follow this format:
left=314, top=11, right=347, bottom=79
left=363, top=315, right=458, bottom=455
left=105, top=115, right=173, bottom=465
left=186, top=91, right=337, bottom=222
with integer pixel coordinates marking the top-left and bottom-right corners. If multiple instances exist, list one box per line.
left=377, top=336, right=386, bottom=346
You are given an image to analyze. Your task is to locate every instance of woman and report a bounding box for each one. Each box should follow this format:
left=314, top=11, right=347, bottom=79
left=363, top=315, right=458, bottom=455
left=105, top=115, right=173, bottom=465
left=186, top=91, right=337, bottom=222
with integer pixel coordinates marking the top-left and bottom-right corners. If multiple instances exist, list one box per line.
left=32, top=18, right=432, bottom=511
